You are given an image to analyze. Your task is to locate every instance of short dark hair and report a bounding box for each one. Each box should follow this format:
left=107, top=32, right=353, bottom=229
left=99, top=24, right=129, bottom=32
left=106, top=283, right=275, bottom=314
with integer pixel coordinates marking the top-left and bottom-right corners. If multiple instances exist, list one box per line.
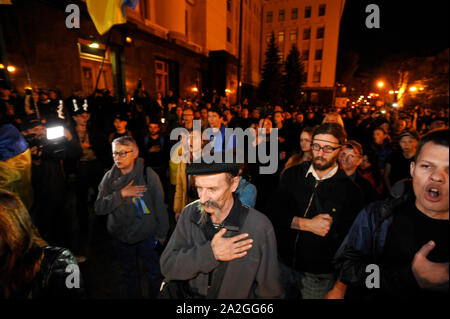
left=414, top=128, right=449, bottom=162
left=312, top=122, right=347, bottom=145
left=208, top=106, right=223, bottom=118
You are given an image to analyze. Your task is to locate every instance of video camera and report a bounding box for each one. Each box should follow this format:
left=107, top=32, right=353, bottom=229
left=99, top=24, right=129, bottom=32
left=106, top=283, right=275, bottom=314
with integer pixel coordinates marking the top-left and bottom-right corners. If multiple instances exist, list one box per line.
left=23, top=122, right=67, bottom=160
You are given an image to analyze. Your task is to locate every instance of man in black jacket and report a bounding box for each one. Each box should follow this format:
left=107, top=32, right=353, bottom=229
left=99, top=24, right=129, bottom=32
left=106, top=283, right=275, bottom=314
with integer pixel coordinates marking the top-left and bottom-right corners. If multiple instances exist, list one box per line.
left=268, top=123, right=364, bottom=299
left=329, top=128, right=448, bottom=300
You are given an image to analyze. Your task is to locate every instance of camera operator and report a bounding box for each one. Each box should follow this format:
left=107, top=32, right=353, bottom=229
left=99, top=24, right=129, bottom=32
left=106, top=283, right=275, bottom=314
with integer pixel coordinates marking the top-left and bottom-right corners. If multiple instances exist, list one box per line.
left=20, top=117, right=82, bottom=249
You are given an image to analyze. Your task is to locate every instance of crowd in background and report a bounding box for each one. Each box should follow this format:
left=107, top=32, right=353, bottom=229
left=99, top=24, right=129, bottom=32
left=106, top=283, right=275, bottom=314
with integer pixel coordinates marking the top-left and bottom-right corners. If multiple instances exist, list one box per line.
left=0, top=82, right=448, bottom=299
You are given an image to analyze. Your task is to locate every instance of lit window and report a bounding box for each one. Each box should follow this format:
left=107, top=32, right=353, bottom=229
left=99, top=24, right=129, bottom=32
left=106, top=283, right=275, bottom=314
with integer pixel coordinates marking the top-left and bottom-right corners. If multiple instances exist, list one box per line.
left=278, top=31, right=285, bottom=42
left=290, top=30, right=297, bottom=41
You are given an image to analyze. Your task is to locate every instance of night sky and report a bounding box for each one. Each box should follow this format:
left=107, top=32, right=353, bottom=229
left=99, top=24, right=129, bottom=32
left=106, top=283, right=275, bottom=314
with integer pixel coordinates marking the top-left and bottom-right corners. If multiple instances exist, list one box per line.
left=339, top=0, right=450, bottom=73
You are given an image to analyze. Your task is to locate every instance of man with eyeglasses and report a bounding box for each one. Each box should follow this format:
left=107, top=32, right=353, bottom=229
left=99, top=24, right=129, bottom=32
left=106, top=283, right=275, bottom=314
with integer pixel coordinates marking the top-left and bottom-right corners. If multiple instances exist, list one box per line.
left=94, top=136, right=169, bottom=299
left=268, top=123, right=364, bottom=299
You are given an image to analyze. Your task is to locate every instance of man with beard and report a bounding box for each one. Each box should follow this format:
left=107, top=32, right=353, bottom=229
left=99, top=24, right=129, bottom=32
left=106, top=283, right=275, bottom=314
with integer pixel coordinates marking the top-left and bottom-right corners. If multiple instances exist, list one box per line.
left=268, top=123, right=364, bottom=299
left=159, top=153, right=283, bottom=298
left=329, top=128, right=448, bottom=300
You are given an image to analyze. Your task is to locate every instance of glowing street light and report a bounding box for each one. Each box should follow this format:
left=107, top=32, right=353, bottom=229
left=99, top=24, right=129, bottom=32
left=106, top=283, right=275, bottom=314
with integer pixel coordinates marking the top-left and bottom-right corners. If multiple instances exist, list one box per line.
left=388, top=90, right=394, bottom=94
left=192, top=87, right=198, bottom=92
left=7, top=66, right=16, bottom=72
left=377, top=81, right=384, bottom=88
left=89, top=42, right=100, bottom=48
left=409, top=86, right=417, bottom=92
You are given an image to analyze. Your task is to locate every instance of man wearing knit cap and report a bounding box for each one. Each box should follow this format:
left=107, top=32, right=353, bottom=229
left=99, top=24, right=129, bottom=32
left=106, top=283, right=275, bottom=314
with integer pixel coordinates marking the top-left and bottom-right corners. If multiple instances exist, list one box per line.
left=160, top=151, right=283, bottom=299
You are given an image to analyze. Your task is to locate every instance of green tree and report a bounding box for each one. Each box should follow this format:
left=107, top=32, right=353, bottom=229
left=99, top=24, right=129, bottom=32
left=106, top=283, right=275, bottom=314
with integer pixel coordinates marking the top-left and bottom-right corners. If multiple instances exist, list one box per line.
left=282, top=44, right=305, bottom=108
left=258, top=32, right=282, bottom=106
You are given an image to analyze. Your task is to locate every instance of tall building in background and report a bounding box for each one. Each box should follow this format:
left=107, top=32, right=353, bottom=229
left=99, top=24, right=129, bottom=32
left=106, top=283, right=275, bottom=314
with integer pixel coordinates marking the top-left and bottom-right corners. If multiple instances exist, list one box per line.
left=262, top=0, right=345, bottom=105
left=1, top=0, right=343, bottom=106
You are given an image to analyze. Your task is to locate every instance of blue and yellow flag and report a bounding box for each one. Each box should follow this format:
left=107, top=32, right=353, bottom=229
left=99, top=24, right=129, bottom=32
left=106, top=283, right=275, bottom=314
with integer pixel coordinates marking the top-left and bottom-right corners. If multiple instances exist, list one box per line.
left=0, top=124, right=33, bottom=209
left=86, top=0, right=138, bottom=35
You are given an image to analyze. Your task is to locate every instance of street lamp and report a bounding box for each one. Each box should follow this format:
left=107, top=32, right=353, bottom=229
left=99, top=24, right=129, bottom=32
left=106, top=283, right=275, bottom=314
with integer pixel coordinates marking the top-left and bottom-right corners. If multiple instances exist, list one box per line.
left=377, top=81, right=384, bottom=88
left=409, top=86, right=417, bottom=92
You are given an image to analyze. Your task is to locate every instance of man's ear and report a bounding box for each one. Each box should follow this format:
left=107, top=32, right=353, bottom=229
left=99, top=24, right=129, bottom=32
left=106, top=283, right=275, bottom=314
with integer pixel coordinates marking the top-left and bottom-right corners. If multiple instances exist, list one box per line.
left=231, top=176, right=240, bottom=192
left=410, top=161, right=416, bottom=178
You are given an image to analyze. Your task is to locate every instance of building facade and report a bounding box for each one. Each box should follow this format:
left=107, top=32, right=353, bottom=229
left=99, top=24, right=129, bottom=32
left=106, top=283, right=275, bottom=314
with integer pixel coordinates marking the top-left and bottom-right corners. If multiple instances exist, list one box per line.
left=0, top=0, right=343, bottom=106
left=262, top=0, right=345, bottom=105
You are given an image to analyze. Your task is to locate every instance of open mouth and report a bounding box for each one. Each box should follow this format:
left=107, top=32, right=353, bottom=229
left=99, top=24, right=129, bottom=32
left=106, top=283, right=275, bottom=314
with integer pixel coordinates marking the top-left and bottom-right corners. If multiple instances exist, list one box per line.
left=425, top=185, right=442, bottom=202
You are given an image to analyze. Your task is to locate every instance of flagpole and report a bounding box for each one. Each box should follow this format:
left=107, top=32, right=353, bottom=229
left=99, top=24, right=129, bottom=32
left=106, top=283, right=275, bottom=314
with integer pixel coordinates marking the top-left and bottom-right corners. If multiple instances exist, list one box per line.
left=94, top=26, right=113, bottom=93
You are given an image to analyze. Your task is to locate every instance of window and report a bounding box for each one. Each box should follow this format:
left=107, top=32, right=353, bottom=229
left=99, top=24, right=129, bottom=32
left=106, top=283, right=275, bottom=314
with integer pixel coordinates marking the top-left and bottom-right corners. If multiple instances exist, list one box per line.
left=319, top=4, right=326, bottom=16
left=291, top=8, right=298, bottom=20
left=313, top=64, right=321, bottom=82
left=305, top=6, right=311, bottom=18
left=302, top=49, right=309, bottom=60
left=290, top=30, right=297, bottom=41
left=278, top=51, right=284, bottom=63
left=303, top=28, right=311, bottom=40
left=279, top=9, right=285, bottom=21
left=278, top=31, right=285, bottom=42
left=227, top=0, right=231, bottom=11
left=316, top=27, right=325, bottom=39
left=227, top=28, right=231, bottom=42
left=266, top=11, right=273, bottom=23
left=315, top=49, right=323, bottom=60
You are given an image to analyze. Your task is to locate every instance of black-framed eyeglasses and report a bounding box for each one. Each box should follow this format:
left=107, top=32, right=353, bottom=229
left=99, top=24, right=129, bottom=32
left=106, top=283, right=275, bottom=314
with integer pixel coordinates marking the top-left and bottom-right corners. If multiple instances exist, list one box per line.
left=112, top=151, right=133, bottom=158
left=311, top=143, right=341, bottom=153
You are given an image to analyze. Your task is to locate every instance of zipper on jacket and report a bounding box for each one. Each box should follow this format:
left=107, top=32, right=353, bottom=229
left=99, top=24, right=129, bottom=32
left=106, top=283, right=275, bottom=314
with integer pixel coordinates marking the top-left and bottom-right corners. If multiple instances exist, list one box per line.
left=292, top=180, right=320, bottom=269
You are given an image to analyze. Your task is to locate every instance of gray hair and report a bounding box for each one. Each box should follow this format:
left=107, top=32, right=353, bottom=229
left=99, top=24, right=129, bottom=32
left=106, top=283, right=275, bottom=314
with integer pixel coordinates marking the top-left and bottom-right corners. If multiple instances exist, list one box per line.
left=112, top=136, right=138, bottom=150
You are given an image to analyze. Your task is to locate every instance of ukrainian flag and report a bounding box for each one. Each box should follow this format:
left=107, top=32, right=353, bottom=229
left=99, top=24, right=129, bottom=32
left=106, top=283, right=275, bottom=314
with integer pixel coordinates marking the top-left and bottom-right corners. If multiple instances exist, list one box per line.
left=86, top=0, right=138, bottom=35
left=0, top=124, right=33, bottom=209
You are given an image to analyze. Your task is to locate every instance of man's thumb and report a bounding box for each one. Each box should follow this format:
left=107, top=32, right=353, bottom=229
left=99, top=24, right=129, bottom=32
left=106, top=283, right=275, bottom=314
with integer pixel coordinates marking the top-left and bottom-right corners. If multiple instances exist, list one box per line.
left=217, top=228, right=227, bottom=237
left=127, top=180, right=134, bottom=186
left=418, top=241, right=435, bottom=258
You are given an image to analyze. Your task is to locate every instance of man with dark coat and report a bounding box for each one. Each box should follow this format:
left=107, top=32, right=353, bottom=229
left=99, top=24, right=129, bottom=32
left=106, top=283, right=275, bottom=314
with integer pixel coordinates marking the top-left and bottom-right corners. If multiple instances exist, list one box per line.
left=268, top=123, right=364, bottom=299
left=160, top=152, right=283, bottom=299
left=329, top=128, right=449, bottom=300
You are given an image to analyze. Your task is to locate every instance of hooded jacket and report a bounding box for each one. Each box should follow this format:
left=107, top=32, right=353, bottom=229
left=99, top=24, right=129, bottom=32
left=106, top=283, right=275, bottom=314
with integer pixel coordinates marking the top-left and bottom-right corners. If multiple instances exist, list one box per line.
left=94, top=157, right=169, bottom=244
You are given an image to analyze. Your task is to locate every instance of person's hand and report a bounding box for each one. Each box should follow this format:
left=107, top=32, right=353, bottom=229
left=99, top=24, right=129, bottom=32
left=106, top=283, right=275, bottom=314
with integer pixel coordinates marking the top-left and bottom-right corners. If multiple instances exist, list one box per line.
left=64, top=128, right=73, bottom=141
left=211, top=228, right=253, bottom=261
left=325, top=280, right=347, bottom=299
left=120, top=180, right=147, bottom=198
left=307, top=214, right=333, bottom=237
left=412, top=241, right=449, bottom=290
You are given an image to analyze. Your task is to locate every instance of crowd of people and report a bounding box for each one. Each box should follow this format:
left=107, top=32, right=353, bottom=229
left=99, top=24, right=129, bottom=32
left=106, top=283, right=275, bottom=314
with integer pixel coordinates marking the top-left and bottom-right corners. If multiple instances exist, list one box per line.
left=0, top=82, right=448, bottom=300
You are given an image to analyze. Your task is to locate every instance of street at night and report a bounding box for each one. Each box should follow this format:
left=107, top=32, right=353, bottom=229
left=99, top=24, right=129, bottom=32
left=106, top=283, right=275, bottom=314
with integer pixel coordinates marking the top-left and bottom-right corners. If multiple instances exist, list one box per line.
left=0, top=0, right=448, bottom=314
